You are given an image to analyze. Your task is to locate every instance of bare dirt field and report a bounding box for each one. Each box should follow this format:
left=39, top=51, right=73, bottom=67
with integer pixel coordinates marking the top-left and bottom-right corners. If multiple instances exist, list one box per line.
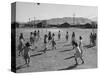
left=16, top=28, right=97, bottom=73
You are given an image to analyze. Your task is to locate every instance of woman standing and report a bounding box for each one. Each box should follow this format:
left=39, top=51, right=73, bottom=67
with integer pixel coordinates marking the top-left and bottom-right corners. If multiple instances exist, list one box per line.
left=51, top=33, right=56, bottom=50
left=71, top=32, right=76, bottom=49
left=66, top=31, right=68, bottom=41
left=18, top=33, right=25, bottom=56
left=74, top=42, right=84, bottom=65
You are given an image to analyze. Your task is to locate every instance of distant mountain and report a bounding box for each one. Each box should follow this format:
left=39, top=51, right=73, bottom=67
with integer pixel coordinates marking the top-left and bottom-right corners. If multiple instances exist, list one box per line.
left=91, top=17, right=98, bottom=22
left=16, top=17, right=97, bottom=28
left=46, top=17, right=92, bottom=25
left=29, top=17, right=93, bottom=25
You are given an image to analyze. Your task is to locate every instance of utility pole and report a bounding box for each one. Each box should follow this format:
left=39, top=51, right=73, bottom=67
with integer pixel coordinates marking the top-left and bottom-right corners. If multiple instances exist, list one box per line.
left=29, top=18, right=31, bottom=26
left=29, top=18, right=30, bottom=23
left=34, top=17, right=36, bottom=27
left=73, top=13, right=75, bottom=25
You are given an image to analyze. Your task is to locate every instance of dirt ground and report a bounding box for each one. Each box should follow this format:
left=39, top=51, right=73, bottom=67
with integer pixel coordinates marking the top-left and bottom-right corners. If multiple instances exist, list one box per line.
left=16, top=28, right=97, bottom=73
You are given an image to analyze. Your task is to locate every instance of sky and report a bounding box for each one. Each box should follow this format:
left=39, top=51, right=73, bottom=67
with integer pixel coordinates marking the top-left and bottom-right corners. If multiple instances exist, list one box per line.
left=16, top=2, right=98, bottom=23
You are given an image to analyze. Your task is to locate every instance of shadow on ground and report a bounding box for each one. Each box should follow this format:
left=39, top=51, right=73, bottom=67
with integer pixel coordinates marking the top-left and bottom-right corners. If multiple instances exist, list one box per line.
left=63, top=44, right=72, bottom=47
left=58, top=64, right=78, bottom=70
left=59, top=48, right=73, bottom=52
left=38, top=49, right=51, bottom=52
left=83, top=44, right=95, bottom=48
left=30, top=53, right=43, bottom=57
left=57, top=55, right=77, bottom=70
left=16, top=64, right=28, bottom=70
left=64, top=56, right=75, bottom=60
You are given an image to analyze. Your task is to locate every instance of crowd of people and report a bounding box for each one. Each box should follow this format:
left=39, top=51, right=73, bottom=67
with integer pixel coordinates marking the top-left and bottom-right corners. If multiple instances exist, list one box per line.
left=17, top=29, right=97, bottom=67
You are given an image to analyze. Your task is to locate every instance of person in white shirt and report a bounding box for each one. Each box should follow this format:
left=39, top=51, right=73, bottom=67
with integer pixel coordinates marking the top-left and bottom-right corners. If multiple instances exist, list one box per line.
left=74, top=41, right=84, bottom=65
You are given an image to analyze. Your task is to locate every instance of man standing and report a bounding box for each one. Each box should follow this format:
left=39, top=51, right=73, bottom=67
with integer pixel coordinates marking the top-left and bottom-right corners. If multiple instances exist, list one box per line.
left=71, top=32, right=76, bottom=49
left=58, top=30, right=61, bottom=40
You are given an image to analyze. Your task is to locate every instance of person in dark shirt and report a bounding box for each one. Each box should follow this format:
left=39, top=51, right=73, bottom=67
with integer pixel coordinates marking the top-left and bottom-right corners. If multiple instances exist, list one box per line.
left=71, top=32, right=76, bottom=49
left=37, top=30, right=40, bottom=41
left=94, top=33, right=97, bottom=46
left=43, top=34, right=48, bottom=53
left=66, top=31, right=68, bottom=41
left=51, top=33, right=56, bottom=50
left=90, top=32, right=93, bottom=46
left=58, top=30, right=61, bottom=40
left=48, top=31, right=52, bottom=43
left=33, top=30, right=37, bottom=42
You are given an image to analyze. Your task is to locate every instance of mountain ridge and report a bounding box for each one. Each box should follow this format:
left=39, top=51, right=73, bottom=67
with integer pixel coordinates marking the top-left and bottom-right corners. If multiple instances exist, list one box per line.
left=29, top=17, right=94, bottom=25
